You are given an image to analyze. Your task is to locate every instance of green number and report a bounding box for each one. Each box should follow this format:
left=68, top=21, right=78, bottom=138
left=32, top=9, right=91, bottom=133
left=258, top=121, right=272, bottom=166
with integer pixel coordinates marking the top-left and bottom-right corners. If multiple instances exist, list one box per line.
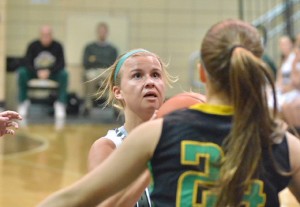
left=176, top=141, right=266, bottom=207
left=242, top=180, right=266, bottom=207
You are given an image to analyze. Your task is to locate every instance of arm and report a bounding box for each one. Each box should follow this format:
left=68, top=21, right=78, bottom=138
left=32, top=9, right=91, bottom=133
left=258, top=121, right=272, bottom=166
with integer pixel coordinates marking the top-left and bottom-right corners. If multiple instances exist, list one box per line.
left=88, top=138, right=116, bottom=171
left=276, top=65, right=283, bottom=90
left=51, top=42, right=65, bottom=74
left=287, top=132, right=300, bottom=202
left=88, top=137, right=150, bottom=207
left=38, top=119, right=163, bottom=207
left=290, top=49, right=300, bottom=90
left=24, top=42, right=36, bottom=73
left=98, top=170, right=151, bottom=207
left=83, top=45, right=92, bottom=70
left=112, top=47, right=118, bottom=63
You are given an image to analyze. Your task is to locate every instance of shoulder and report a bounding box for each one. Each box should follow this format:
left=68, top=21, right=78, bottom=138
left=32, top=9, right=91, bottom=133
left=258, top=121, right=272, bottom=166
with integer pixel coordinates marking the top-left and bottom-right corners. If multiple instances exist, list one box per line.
left=133, top=119, right=163, bottom=134
left=85, top=42, right=96, bottom=49
left=89, top=137, right=117, bottom=159
left=105, top=42, right=117, bottom=50
left=126, top=119, right=164, bottom=157
left=110, top=44, right=118, bottom=51
left=91, top=137, right=116, bottom=152
left=88, top=137, right=117, bottom=170
left=28, top=40, right=40, bottom=47
left=52, top=40, right=63, bottom=47
left=286, top=132, right=300, bottom=172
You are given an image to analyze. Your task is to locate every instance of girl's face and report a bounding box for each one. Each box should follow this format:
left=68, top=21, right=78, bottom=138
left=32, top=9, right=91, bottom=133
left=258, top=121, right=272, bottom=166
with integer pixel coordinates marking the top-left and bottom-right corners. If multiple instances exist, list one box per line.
left=114, top=55, right=166, bottom=116
left=279, top=37, right=293, bottom=57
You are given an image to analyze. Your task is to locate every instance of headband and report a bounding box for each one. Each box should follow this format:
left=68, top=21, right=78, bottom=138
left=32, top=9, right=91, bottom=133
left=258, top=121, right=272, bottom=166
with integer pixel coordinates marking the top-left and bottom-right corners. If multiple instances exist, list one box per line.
left=114, top=49, right=150, bottom=81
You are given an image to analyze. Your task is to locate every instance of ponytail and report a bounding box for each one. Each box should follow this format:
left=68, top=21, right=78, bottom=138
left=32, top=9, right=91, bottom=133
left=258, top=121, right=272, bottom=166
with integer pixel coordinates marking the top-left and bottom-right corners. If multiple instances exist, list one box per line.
left=215, top=47, right=277, bottom=207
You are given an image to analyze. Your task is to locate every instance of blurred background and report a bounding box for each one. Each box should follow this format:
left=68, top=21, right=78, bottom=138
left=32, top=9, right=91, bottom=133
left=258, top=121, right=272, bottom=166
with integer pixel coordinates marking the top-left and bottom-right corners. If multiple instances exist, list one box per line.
left=2, top=0, right=300, bottom=107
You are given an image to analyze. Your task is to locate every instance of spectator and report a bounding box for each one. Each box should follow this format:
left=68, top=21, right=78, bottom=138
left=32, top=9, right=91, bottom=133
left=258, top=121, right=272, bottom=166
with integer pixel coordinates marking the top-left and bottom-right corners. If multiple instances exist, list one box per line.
left=276, top=34, right=300, bottom=128
left=17, top=25, right=68, bottom=127
left=278, top=35, right=294, bottom=66
left=82, top=22, right=118, bottom=115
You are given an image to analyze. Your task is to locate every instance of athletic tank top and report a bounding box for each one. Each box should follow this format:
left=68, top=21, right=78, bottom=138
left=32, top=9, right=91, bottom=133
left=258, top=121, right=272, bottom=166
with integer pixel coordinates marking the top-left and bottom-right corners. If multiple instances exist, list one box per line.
left=104, top=126, right=152, bottom=207
left=149, top=104, right=291, bottom=207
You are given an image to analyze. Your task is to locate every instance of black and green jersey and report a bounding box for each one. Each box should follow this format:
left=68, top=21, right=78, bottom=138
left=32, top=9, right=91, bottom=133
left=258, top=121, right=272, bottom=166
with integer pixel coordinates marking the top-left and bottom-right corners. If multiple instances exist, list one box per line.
left=149, top=104, right=291, bottom=207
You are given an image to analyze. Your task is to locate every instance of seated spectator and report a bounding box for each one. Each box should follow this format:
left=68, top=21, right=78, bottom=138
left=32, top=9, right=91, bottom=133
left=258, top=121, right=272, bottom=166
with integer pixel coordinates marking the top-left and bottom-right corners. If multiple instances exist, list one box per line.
left=275, top=34, right=300, bottom=128
left=276, top=35, right=297, bottom=104
left=17, top=25, right=68, bottom=127
left=82, top=22, right=118, bottom=115
left=278, top=35, right=295, bottom=66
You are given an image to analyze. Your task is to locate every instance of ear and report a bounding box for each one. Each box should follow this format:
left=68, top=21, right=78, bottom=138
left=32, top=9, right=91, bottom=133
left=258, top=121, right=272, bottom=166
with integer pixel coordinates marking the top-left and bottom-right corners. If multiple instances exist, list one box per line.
left=198, top=63, right=207, bottom=83
left=113, top=86, right=123, bottom=100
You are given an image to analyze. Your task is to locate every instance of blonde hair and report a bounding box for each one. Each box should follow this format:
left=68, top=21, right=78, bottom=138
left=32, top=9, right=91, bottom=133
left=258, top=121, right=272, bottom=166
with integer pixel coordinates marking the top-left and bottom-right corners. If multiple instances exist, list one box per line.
left=94, top=49, right=177, bottom=111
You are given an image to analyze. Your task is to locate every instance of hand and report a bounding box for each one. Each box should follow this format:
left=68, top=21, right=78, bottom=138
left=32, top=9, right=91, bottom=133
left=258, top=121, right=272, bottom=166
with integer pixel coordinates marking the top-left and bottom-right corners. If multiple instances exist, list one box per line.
left=0, top=111, right=22, bottom=136
left=37, top=69, right=50, bottom=79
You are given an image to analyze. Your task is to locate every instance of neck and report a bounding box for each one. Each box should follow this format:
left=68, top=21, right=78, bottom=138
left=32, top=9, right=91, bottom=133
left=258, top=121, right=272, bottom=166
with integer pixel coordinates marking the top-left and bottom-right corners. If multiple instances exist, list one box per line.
left=205, top=82, right=231, bottom=105
left=205, top=94, right=231, bottom=105
left=123, top=108, right=152, bottom=133
left=97, top=39, right=106, bottom=44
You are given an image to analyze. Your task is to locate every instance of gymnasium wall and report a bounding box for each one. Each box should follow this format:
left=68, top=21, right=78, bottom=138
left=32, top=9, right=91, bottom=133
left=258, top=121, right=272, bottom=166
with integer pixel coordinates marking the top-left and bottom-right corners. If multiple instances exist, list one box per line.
left=0, top=0, right=6, bottom=109
left=5, top=0, right=241, bottom=109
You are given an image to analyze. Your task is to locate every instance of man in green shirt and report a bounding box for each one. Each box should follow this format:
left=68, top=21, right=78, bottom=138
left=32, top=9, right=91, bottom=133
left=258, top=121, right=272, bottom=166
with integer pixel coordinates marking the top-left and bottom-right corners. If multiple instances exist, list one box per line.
left=82, top=22, right=118, bottom=115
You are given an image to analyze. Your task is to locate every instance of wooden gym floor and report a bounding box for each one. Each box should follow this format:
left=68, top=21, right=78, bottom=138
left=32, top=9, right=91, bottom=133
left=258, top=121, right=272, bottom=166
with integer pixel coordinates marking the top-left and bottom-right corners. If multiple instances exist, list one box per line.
left=0, top=121, right=299, bottom=206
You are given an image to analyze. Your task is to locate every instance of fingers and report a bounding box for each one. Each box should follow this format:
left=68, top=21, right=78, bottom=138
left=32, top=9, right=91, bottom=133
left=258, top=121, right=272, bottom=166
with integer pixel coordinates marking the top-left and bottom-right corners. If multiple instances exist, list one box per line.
left=0, top=111, right=22, bottom=120
left=5, top=129, right=15, bottom=135
left=0, top=129, right=15, bottom=137
left=5, top=129, right=15, bottom=136
left=6, top=121, right=19, bottom=129
left=0, top=119, right=20, bottom=137
left=0, top=117, right=9, bottom=122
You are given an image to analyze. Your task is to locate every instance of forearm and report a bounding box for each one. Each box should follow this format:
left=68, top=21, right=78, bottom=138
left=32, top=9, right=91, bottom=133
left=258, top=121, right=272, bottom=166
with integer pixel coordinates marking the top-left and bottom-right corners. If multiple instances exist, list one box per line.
left=83, top=49, right=92, bottom=69
left=52, top=47, right=65, bottom=73
left=38, top=167, right=121, bottom=207
left=37, top=186, right=80, bottom=207
left=96, top=188, right=138, bottom=207
left=99, top=170, right=150, bottom=207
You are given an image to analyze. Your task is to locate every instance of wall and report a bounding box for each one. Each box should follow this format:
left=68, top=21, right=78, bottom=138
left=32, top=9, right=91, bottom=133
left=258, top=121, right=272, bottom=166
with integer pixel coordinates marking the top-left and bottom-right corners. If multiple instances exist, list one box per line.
left=0, top=0, right=6, bottom=110
left=6, top=0, right=240, bottom=106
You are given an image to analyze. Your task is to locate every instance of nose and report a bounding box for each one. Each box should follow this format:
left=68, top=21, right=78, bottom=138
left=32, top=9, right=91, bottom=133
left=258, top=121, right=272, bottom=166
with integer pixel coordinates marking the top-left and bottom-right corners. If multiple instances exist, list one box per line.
left=145, top=76, right=155, bottom=88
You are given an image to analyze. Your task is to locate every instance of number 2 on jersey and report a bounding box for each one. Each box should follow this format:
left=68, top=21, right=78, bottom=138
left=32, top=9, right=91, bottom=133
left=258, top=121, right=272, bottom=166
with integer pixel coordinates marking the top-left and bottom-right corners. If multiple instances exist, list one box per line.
left=176, top=141, right=266, bottom=207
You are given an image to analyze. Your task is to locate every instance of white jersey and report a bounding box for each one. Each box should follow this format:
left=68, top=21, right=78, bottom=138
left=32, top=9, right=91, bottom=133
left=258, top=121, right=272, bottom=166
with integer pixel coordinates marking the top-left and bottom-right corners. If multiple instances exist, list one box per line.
left=102, top=126, right=152, bottom=207
left=103, top=126, right=127, bottom=148
left=281, top=52, right=300, bottom=85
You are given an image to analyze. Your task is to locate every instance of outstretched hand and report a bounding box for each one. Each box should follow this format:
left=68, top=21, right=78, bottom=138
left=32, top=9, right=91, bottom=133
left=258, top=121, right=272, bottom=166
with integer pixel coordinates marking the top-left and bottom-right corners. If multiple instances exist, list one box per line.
left=0, top=111, right=22, bottom=136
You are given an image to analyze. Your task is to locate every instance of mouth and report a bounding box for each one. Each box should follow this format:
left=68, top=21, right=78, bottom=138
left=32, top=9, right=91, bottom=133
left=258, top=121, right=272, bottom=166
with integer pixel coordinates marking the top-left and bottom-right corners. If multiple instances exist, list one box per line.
left=144, top=91, right=158, bottom=98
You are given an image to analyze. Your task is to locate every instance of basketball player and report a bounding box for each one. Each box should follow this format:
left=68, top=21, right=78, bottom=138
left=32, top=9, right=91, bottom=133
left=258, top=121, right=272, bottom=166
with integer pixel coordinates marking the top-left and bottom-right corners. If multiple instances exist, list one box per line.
left=0, top=110, right=22, bottom=136
left=38, top=19, right=300, bottom=207
left=89, top=49, right=175, bottom=207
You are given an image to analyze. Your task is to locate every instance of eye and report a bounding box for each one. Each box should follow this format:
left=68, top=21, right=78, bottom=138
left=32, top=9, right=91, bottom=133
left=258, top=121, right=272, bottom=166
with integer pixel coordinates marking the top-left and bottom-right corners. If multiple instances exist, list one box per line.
left=133, top=72, right=142, bottom=79
left=152, top=72, right=161, bottom=78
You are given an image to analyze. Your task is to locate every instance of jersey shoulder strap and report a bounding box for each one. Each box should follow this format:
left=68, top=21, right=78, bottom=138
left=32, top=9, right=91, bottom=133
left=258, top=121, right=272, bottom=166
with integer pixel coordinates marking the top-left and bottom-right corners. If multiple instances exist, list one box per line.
left=103, top=126, right=128, bottom=148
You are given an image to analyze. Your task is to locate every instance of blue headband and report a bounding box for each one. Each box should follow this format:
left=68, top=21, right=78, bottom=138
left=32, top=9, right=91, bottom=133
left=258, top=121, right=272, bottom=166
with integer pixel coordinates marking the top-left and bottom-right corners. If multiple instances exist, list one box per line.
left=114, top=49, right=149, bottom=81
